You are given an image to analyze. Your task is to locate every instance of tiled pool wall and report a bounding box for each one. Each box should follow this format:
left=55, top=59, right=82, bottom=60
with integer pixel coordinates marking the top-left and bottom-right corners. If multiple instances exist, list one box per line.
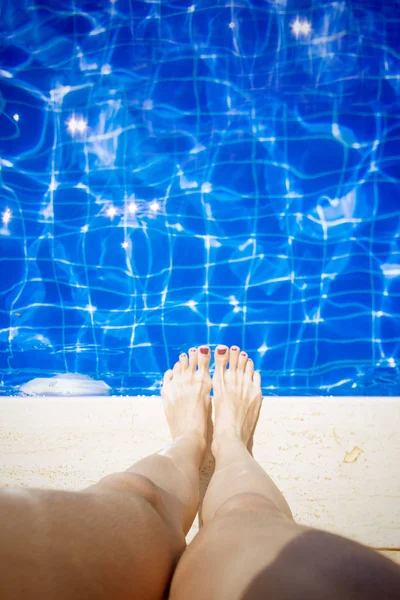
left=0, top=0, right=399, bottom=395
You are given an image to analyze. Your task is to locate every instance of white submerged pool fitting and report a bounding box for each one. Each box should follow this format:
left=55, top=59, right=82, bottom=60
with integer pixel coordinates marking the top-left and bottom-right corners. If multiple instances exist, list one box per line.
left=19, top=374, right=111, bottom=396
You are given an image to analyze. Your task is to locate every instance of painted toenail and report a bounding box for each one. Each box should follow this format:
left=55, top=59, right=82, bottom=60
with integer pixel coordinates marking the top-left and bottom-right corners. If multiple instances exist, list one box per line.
left=200, top=347, right=209, bottom=355
left=231, top=347, right=238, bottom=351
left=218, top=348, right=227, bottom=355
left=190, top=348, right=196, bottom=352
left=241, top=352, right=246, bottom=356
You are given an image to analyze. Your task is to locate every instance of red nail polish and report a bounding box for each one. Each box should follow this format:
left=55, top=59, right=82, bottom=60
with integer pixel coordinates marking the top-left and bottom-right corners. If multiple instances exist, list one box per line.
left=218, top=348, right=227, bottom=355
left=200, top=347, right=209, bottom=355
left=241, top=352, right=246, bottom=356
left=231, top=347, right=238, bottom=351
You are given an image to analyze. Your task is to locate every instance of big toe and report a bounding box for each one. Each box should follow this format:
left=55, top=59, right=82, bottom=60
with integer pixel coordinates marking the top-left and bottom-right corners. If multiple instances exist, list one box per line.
left=214, top=345, right=229, bottom=372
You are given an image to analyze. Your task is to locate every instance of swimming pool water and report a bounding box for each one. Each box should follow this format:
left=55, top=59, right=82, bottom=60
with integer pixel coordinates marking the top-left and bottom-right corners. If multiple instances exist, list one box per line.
left=0, top=0, right=400, bottom=395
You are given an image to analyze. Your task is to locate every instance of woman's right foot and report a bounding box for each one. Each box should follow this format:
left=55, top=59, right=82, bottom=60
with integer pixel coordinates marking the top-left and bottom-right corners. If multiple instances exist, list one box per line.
left=212, top=345, right=262, bottom=447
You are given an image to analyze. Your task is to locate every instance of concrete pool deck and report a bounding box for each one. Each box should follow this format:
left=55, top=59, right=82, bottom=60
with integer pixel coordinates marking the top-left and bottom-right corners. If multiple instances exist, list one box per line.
left=0, top=395, right=399, bottom=565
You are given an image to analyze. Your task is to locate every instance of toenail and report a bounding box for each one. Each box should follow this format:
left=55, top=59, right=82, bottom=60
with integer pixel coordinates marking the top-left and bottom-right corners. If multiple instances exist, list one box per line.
left=218, top=348, right=227, bottom=355
left=231, top=347, right=238, bottom=351
left=241, top=352, right=247, bottom=356
left=180, top=353, right=186, bottom=358
left=190, top=348, right=196, bottom=352
left=200, top=347, right=209, bottom=355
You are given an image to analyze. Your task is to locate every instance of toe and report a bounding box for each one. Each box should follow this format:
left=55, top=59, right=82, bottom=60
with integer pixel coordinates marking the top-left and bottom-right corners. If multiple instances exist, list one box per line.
left=245, top=357, right=254, bottom=377
left=215, top=345, right=229, bottom=371
left=229, top=346, right=240, bottom=370
left=179, top=352, right=189, bottom=369
left=198, top=346, right=210, bottom=371
left=163, top=369, right=174, bottom=384
left=253, top=370, right=262, bottom=388
left=173, top=361, right=181, bottom=374
left=188, top=347, right=198, bottom=371
left=238, top=350, right=248, bottom=371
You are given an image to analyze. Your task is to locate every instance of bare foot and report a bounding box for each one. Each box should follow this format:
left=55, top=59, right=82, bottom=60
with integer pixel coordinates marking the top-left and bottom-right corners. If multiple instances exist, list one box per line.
left=161, top=347, right=212, bottom=441
left=212, top=345, right=262, bottom=446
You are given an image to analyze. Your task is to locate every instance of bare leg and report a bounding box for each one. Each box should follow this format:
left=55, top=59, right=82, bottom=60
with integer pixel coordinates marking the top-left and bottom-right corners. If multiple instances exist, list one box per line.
left=0, top=347, right=211, bottom=600
left=170, top=345, right=400, bottom=600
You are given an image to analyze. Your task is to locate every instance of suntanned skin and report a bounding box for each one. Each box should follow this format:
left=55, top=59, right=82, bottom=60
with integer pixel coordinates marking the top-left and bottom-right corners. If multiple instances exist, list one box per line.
left=1, top=345, right=399, bottom=600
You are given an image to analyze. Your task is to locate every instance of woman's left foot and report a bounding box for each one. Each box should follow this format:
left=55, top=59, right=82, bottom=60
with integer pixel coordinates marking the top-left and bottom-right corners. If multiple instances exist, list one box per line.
left=161, top=347, right=212, bottom=441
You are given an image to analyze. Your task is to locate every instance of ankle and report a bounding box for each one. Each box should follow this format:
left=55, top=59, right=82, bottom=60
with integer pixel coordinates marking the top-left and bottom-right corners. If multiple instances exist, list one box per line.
left=172, top=431, right=207, bottom=459
left=211, top=429, right=244, bottom=457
